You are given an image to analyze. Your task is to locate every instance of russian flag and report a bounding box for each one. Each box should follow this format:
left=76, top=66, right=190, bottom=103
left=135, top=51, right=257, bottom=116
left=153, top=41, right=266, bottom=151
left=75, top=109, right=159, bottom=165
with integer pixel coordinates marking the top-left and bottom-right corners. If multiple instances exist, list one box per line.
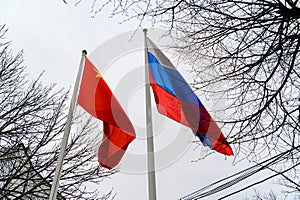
left=146, top=38, right=233, bottom=156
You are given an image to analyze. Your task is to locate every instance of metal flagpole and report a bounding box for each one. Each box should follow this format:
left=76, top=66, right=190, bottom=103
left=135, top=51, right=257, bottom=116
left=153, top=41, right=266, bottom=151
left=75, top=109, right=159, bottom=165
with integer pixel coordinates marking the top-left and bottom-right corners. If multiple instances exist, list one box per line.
left=143, top=29, right=157, bottom=200
left=49, top=50, right=87, bottom=200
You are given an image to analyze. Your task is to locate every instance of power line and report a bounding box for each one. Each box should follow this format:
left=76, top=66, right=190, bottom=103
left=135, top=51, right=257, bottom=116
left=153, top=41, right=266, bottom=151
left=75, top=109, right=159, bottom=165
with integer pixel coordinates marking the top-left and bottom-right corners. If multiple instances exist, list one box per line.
left=180, top=145, right=300, bottom=200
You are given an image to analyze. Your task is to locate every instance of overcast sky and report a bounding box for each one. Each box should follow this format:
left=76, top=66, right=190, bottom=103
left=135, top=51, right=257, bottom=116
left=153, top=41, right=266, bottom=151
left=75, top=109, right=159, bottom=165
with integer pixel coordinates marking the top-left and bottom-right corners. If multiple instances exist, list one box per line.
left=0, top=1, right=282, bottom=199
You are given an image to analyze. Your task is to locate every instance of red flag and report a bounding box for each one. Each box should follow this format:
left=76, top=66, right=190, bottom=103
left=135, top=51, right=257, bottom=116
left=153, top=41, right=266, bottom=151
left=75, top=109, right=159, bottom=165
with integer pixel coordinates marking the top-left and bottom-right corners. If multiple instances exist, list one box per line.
left=78, top=57, right=136, bottom=169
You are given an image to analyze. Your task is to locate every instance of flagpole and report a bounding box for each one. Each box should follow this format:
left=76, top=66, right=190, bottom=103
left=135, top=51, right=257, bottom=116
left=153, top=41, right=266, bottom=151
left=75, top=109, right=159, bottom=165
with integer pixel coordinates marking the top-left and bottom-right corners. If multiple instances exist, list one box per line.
left=143, top=29, right=157, bottom=200
left=49, top=50, right=87, bottom=200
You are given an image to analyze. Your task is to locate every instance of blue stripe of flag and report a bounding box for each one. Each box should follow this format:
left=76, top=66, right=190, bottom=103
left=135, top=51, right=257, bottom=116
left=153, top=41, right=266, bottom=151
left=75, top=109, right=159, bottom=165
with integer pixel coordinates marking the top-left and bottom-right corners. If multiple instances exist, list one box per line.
left=148, top=52, right=203, bottom=107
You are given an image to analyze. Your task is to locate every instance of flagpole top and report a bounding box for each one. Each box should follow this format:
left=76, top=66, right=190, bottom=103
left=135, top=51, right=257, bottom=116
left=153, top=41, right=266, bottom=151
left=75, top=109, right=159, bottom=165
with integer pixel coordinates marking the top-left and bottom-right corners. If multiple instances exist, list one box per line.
left=82, top=50, right=87, bottom=55
left=143, top=28, right=148, bottom=33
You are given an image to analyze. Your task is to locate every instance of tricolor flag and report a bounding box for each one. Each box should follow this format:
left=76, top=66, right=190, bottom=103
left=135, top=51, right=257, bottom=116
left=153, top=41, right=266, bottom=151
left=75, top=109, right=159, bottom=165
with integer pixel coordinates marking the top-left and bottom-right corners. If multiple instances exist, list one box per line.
left=146, top=38, right=233, bottom=156
left=78, top=57, right=136, bottom=169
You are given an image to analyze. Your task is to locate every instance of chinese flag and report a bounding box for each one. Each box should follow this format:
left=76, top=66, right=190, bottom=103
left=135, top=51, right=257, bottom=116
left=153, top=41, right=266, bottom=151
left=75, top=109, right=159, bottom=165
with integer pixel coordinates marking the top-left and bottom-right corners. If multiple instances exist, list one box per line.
left=78, top=57, right=136, bottom=169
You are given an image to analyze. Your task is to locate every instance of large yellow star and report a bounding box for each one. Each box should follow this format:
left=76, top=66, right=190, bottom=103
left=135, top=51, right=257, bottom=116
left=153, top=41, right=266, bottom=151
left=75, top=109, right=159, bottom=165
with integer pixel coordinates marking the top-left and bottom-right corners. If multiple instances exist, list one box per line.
left=93, top=68, right=102, bottom=78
